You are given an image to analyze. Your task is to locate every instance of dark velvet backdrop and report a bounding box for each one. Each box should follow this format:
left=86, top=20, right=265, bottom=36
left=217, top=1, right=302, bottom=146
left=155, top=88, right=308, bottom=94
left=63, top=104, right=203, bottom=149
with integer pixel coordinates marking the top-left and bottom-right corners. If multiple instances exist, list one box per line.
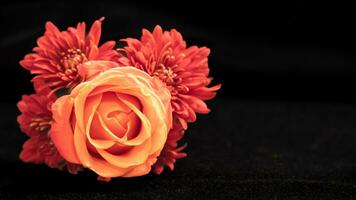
left=1, top=1, right=356, bottom=199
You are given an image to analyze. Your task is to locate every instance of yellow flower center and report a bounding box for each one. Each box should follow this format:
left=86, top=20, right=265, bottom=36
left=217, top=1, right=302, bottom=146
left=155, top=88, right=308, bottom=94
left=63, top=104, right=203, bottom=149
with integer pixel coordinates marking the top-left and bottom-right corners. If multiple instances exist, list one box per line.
left=152, top=49, right=189, bottom=95
left=57, top=48, right=87, bottom=86
left=153, top=65, right=178, bottom=86
left=29, top=117, right=52, bottom=132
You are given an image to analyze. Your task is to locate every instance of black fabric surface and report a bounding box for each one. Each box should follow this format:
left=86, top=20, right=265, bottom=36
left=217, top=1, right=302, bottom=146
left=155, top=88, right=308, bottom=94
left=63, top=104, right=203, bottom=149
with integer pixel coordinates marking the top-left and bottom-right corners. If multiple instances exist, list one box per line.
left=1, top=100, right=356, bottom=199
left=1, top=1, right=356, bottom=199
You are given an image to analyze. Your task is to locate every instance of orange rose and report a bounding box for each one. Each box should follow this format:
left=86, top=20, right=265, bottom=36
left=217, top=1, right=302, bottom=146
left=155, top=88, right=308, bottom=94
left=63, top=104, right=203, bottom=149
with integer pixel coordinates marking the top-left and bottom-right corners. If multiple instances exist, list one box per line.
left=50, top=61, right=172, bottom=178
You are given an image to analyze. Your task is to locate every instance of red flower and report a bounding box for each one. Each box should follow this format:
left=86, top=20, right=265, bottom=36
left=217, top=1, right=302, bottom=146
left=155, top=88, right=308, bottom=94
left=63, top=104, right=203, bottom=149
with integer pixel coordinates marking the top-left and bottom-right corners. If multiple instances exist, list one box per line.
left=152, top=117, right=187, bottom=174
left=18, top=81, right=82, bottom=173
left=20, top=17, right=121, bottom=95
left=17, top=81, right=55, bottom=137
left=20, top=133, right=63, bottom=168
left=121, top=25, right=221, bottom=128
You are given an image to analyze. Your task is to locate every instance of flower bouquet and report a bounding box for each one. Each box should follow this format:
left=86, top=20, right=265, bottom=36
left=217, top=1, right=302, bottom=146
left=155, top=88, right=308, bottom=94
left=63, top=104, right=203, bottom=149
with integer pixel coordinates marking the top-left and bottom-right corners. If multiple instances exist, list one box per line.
left=18, top=18, right=220, bottom=181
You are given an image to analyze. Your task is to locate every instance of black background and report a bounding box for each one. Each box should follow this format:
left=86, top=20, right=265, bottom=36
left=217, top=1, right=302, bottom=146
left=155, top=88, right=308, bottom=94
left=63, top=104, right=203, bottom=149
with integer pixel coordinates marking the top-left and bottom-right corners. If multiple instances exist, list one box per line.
left=1, top=1, right=356, bottom=199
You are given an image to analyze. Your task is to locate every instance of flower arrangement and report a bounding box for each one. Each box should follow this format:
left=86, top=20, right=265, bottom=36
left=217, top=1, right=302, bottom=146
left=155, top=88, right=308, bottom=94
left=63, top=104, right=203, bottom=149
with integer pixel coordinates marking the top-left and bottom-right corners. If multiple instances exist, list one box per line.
left=18, top=18, right=221, bottom=181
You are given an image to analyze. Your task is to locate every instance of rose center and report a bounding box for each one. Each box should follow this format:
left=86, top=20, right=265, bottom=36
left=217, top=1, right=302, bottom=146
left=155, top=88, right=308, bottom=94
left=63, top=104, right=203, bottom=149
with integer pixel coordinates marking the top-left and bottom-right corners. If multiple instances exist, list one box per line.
left=29, top=117, right=52, bottom=132
left=93, top=92, right=141, bottom=141
left=107, top=110, right=130, bottom=133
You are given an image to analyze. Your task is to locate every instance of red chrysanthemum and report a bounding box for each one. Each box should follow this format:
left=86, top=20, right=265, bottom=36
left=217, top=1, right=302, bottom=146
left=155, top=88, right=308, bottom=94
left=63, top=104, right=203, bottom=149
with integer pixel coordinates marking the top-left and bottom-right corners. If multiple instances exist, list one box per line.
left=17, top=81, right=56, bottom=138
left=121, top=25, right=221, bottom=129
left=18, top=81, right=82, bottom=173
left=152, top=117, right=187, bottom=174
left=20, top=17, right=121, bottom=95
left=20, top=133, right=64, bottom=168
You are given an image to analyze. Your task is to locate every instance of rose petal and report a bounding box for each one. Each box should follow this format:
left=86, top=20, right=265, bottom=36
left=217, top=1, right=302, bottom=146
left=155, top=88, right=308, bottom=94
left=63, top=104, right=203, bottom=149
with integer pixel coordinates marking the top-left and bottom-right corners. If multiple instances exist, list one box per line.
left=51, top=95, right=80, bottom=164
